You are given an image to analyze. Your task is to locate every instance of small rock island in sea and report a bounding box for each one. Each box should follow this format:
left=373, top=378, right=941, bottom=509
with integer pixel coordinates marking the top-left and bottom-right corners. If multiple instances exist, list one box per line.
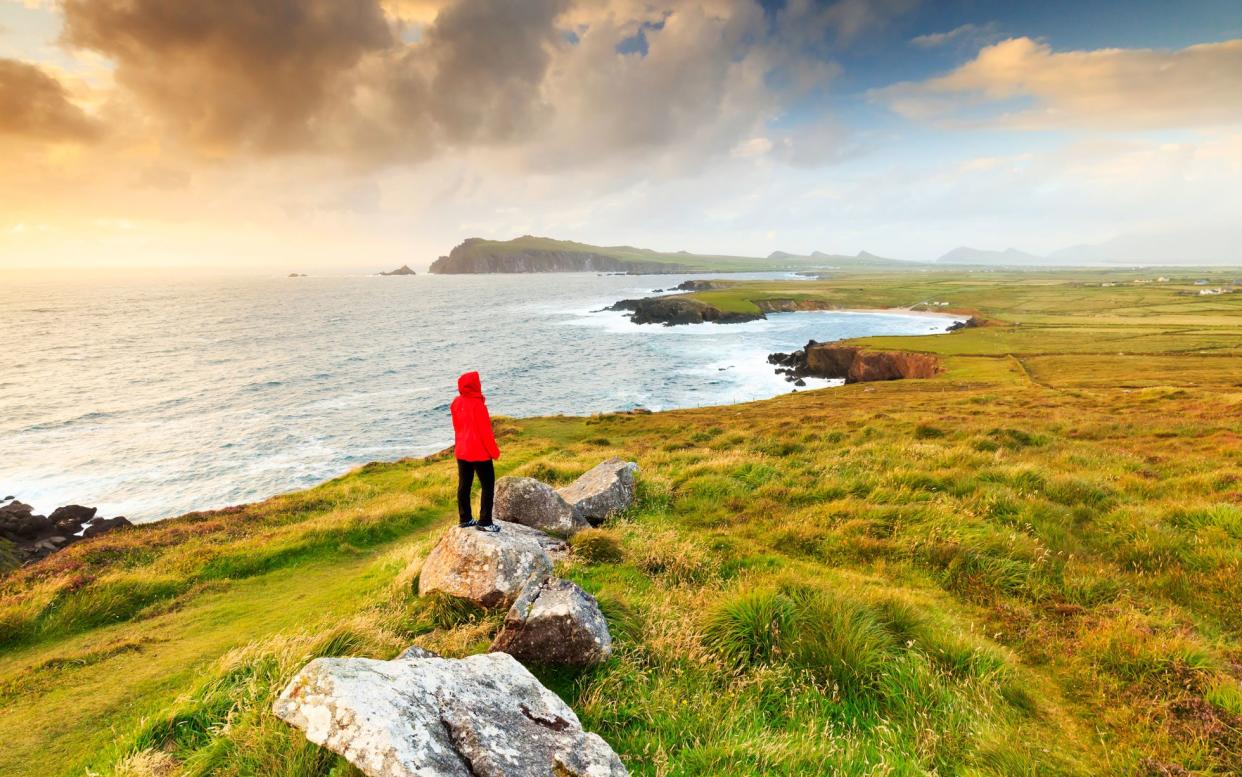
left=379, top=264, right=417, bottom=276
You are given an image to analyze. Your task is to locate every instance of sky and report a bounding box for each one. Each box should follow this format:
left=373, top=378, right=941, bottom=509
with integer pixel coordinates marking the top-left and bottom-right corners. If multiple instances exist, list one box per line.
left=1, top=0, right=1241, bottom=272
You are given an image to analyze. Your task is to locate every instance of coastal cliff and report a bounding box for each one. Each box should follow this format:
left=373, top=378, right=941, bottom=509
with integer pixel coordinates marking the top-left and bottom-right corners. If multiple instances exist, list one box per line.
left=431, top=237, right=701, bottom=274
left=427, top=236, right=805, bottom=274
left=770, top=341, right=941, bottom=383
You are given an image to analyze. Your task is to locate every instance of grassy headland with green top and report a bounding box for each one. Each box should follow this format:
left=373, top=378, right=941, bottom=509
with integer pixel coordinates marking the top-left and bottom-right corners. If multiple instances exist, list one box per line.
left=427, top=235, right=913, bottom=274
left=1, top=268, right=1240, bottom=776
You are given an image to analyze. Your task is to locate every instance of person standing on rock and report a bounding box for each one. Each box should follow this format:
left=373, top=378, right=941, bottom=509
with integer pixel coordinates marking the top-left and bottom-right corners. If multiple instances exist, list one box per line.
left=451, top=371, right=501, bottom=533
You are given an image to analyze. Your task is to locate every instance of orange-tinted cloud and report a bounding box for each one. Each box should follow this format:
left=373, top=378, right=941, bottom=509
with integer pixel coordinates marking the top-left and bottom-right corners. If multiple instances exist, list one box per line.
left=876, top=37, right=1242, bottom=129
left=0, top=58, right=101, bottom=142
left=51, top=0, right=877, bottom=166
left=61, top=0, right=394, bottom=153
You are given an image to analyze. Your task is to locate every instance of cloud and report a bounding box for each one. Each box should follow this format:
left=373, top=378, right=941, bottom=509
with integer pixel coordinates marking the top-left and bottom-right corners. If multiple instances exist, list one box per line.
left=1, top=0, right=944, bottom=271
left=910, top=22, right=1000, bottom=49
left=875, top=37, right=1242, bottom=130
left=49, top=0, right=896, bottom=168
left=0, top=58, right=102, bottom=142
left=382, top=0, right=447, bottom=24
left=405, top=0, right=568, bottom=144
left=816, top=0, right=919, bottom=45
left=61, top=0, right=394, bottom=154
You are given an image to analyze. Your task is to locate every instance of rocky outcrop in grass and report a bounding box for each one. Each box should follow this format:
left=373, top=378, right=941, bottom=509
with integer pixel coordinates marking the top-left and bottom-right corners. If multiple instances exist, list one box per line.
left=497, top=457, right=639, bottom=533
left=491, top=575, right=613, bottom=666
left=274, top=648, right=627, bottom=777
left=557, top=457, right=639, bottom=525
left=278, top=458, right=635, bottom=775
left=417, top=521, right=554, bottom=608
left=494, top=477, right=588, bottom=535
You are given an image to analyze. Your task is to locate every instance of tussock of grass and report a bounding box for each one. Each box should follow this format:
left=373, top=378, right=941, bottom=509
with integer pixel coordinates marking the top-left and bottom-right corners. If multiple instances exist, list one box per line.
left=569, top=528, right=624, bottom=563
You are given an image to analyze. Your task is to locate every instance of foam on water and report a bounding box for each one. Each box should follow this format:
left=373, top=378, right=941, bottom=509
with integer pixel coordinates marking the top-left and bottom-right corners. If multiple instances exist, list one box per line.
left=0, top=272, right=959, bottom=521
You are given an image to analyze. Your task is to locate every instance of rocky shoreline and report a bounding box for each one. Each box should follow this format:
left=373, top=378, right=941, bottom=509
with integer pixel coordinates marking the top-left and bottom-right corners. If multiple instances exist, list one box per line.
left=606, top=296, right=764, bottom=325
left=602, top=285, right=965, bottom=386
left=0, top=497, right=133, bottom=567
left=605, top=280, right=765, bottom=325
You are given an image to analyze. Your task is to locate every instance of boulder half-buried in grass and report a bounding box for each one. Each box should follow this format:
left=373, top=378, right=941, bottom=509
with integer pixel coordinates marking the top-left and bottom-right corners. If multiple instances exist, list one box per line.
left=418, top=520, right=554, bottom=608
left=557, top=457, right=638, bottom=524
left=494, top=476, right=589, bottom=536
left=274, top=648, right=628, bottom=777
left=491, top=575, right=612, bottom=666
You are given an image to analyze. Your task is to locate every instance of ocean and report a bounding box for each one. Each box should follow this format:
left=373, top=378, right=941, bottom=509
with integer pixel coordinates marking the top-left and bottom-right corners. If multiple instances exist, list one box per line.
left=0, top=272, right=958, bottom=522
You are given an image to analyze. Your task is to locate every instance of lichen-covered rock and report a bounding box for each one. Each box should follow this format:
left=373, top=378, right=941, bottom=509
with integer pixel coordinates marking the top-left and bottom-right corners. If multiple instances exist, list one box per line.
left=507, top=520, right=571, bottom=562
left=274, top=650, right=628, bottom=777
left=418, top=521, right=553, bottom=608
left=494, top=476, right=589, bottom=536
left=491, top=576, right=612, bottom=667
left=557, top=458, right=639, bottom=524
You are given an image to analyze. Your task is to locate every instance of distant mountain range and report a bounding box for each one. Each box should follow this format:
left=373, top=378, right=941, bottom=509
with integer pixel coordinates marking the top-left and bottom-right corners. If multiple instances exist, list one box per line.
left=937, top=226, right=1242, bottom=267
left=936, top=247, right=1045, bottom=265
left=425, top=229, right=1241, bottom=274
left=428, top=236, right=912, bottom=274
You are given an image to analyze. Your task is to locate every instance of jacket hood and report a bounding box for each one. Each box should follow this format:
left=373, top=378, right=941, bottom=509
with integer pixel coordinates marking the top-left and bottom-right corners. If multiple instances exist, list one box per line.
left=457, top=371, right=484, bottom=400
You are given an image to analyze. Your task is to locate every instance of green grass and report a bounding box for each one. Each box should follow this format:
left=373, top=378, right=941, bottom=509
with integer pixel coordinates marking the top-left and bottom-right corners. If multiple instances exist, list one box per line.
left=1, top=268, right=1241, bottom=775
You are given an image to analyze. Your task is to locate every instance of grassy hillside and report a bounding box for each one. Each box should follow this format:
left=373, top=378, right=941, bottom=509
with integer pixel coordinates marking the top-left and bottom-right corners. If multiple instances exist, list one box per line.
left=1, top=269, right=1240, bottom=776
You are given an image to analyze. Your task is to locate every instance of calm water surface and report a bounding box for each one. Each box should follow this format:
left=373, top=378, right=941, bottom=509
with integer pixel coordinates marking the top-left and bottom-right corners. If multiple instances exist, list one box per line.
left=0, top=272, right=958, bottom=521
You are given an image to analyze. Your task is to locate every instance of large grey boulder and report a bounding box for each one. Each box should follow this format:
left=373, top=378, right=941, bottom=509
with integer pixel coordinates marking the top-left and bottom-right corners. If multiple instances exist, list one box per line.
left=557, top=458, right=639, bottom=525
left=491, top=576, right=612, bottom=667
left=494, top=476, right=589, bottom=536
left=418, top=521, right=553, bottom=608
left=274, top=649, right=628, bottom=777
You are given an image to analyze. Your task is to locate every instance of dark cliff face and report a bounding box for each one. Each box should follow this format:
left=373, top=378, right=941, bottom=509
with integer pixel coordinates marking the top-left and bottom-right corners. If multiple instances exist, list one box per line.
left=769, top=342, right=941, bottom=384
left=429, top=242, right=695, bottom=274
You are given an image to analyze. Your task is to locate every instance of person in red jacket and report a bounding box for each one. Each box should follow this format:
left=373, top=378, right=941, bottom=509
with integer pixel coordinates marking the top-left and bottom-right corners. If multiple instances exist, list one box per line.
left=451, top=371, right=501, bottom=532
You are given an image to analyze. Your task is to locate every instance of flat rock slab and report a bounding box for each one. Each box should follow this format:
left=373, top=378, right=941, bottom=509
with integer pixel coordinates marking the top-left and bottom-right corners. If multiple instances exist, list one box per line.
left=557, top=458, right=639, bottom=525
left=418, top=520, right=553, bottom=608
left=492, top=576, right=612, bottom=667
left=495, top=477, right=589, bottom=536
left=274, top=650, right=628, bottom=777
left=502, top=520, right=570, bottom=562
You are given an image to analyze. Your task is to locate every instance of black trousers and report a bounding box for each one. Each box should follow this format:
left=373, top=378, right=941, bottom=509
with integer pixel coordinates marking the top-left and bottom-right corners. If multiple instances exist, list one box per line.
left=456, top=459, right=495, bottom=526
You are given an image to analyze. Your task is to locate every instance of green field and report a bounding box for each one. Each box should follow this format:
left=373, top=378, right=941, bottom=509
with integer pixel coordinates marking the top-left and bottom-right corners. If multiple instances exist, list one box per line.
left=2, top=269, right=1241, bottom=776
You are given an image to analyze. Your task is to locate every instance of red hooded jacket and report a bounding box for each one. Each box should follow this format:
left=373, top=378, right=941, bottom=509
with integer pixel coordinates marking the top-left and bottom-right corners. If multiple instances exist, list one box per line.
left=451, top=371, right=501, bottom=462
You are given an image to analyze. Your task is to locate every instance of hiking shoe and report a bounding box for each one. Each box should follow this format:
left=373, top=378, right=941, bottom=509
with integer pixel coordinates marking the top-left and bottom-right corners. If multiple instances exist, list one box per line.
left=458, top=519, right=477, bottom=528
left=476, top=523, right=500, bottom=533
